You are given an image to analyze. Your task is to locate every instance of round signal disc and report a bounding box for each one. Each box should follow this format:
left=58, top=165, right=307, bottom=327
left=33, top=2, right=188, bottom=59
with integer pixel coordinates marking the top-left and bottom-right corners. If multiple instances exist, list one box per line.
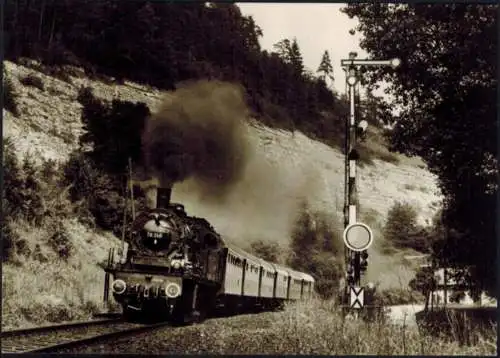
left=343, top=223, right=373, bottom=252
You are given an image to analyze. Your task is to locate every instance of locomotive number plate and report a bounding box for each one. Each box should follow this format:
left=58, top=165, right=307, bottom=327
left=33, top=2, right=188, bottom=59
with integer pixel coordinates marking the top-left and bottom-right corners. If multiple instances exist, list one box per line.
left=147, top=232, right=163, bottom=239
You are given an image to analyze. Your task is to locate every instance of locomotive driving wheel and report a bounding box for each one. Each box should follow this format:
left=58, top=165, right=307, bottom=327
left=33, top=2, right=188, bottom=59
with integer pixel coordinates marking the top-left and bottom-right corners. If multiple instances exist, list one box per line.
left=170, top=280, right=197, bottom=325
left=170, top=281, right=215, bottom=325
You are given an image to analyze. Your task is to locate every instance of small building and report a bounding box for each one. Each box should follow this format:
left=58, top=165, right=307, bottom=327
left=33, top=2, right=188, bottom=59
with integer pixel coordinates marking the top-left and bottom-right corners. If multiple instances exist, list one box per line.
left=423, top=266, right=496, bottom=308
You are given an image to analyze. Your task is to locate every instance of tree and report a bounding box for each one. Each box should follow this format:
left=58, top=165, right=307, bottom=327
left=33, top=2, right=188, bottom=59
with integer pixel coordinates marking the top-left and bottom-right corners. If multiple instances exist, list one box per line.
left=5, top=2, right=340, bottom=153
left=343, top=3, right=497, bottom=296
left=20, top=153, right=45, bottom=226
left=316, top=50, right=334, bottom=85
left=272, top=39, right=292, bottom=63
left=78, top=88, right=150, bottom=175
left=250, top=240, right=280, bottom=263
left=358, top=91, right=392, bottom=127
left=409, top=266, right=437, bottom=311
left=383, top=201, right=431, bottom=253
left=3, top=138, right=24, bottom=220
left=288, top=201, right=344, bottom=298
left=289, top=38, right=304, bottom=75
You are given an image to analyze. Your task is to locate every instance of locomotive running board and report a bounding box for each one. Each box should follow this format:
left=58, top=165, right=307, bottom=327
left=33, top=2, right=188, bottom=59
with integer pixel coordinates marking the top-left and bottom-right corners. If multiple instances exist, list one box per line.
left=127, top=305, right=142, bottom=311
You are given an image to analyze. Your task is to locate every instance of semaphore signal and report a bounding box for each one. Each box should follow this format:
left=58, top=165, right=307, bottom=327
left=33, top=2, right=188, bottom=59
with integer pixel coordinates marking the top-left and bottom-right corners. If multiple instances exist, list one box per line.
left=340, top=51, right=401, bottom=308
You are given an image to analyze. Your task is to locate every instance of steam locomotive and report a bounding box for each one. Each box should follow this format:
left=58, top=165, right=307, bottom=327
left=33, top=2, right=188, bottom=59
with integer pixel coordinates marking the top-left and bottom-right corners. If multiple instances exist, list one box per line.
left=103, top=187, right=315, bottom=324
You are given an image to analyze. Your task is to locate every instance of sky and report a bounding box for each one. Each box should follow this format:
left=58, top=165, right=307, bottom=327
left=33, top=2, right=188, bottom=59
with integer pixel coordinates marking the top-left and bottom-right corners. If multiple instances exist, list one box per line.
left=236, top=3, right=369, bottom=96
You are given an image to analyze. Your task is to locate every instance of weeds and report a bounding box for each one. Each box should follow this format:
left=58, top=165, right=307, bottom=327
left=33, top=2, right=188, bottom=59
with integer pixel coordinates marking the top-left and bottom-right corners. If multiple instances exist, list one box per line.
left=48, top=222, right=73, bottom=260
left=49, top=66, right=74, bottom=84
left=377, top=287, right=424, bottom=306
left=3, top=76, right=20, bottom=116
left=2, top=254, right=107, bottom=329
left=20, top=74, right=45, bottom=91
left=172, top=299, right=496, bottom=355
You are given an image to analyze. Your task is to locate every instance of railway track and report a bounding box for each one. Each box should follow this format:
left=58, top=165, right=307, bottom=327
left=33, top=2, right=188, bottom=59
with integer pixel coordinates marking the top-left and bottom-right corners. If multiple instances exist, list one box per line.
left=1, top=317, right=171, bottom=353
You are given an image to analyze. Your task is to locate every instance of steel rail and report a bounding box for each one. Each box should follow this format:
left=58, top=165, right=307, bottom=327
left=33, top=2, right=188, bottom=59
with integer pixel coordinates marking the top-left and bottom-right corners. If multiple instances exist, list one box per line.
left=2, top=318, right=171, bottom=354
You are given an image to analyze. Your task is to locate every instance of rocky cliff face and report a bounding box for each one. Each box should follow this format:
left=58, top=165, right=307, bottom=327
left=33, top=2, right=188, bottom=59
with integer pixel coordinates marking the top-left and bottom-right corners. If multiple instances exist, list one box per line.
left=4, top=60, right=443, bottom=288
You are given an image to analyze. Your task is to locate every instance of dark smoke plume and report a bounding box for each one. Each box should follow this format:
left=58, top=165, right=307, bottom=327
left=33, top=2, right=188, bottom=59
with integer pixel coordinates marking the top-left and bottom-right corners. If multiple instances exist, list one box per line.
left=142, top=80, right=251, bottom=199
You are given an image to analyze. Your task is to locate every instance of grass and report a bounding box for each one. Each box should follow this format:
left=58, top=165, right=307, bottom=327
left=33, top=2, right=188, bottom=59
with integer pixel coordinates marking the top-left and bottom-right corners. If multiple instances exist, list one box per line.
left=357, top=127, right=401, bottom=166
left=1, top=218, right=120, bottom=330
left=193, top=298, right=496, bottom=355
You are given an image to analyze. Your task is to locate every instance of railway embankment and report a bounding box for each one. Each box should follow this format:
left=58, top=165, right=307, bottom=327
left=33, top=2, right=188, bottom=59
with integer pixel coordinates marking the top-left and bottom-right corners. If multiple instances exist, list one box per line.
left=49, top=300, right=496, bottom=355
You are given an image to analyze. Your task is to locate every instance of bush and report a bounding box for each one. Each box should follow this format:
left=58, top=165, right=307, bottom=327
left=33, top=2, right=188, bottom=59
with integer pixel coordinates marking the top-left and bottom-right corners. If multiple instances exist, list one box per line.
left=383, top=201, right=430, bottom=252
left=1, top=221, right=18, bottom=262
left=62, top=150, right=126, bottom=235
left=288, top=202, right=344, bottom=299
left=78, top=94, right=149, bottom=175
left=20, top=74, right=45, bottom=91
left=47, top=220, right=73, bottom=260
left=3, top=76, right=20, bottom=116
left=76, top=85, right=95, bottom=105
left=20, top=154, right=45, bottom=226
left=3, top=137, right=24, bottom=220
left=375, top=287, right=424, bottom=306
left=49, top=66, right=73, bottom=84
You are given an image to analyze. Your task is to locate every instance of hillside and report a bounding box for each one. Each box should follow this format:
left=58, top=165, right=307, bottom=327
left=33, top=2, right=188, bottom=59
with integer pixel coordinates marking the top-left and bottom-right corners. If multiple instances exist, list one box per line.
left=4, top=60, right=441, bottom=223
left=3, top=60, right=442, bottom=328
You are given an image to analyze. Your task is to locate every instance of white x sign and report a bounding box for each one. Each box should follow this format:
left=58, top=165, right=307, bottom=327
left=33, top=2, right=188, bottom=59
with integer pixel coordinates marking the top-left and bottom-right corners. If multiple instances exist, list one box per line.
left=350, top=287, right=364, bottom=309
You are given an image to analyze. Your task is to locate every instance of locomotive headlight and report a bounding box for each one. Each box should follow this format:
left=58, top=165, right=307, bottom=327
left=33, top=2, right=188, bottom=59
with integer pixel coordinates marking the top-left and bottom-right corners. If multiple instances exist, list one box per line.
left=173, top=261, right=181, bottom=269
left=165, top=283, right=181, bottom=298
left=111, top=279, right=127, bottom=295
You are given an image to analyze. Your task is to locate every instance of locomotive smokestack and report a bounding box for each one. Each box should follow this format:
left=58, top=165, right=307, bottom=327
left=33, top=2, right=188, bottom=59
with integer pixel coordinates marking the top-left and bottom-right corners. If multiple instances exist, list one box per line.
left=140, top=176, right=173, bottom=210
left=156, top=187, right=172, bottom=209
left=131, top=167, right=173, bottom=210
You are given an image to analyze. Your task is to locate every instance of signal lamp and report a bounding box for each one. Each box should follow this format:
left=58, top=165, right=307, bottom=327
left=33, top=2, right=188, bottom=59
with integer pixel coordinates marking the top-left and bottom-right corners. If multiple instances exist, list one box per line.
left=346, top=264, right=354, bottom=275
left=346, top=274, right=355, bottom=286
left=347, top=75, right=358, bottom=86
left=360, top=250, right=369, bottom=272
left=390, top=58, right=401, bottom=68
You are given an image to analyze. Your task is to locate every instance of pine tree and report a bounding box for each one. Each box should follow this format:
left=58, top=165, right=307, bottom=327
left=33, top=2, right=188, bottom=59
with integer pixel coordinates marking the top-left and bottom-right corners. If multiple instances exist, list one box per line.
left=317, top=50, right=334, bottom=86
left=272, top=39, right=291, bottom=63
left=289, top=38, right=304, bottom=75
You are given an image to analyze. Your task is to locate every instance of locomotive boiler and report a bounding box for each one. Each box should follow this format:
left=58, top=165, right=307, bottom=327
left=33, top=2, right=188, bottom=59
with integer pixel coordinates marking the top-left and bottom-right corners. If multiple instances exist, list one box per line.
left=103, top=185, right=315, bottom=324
